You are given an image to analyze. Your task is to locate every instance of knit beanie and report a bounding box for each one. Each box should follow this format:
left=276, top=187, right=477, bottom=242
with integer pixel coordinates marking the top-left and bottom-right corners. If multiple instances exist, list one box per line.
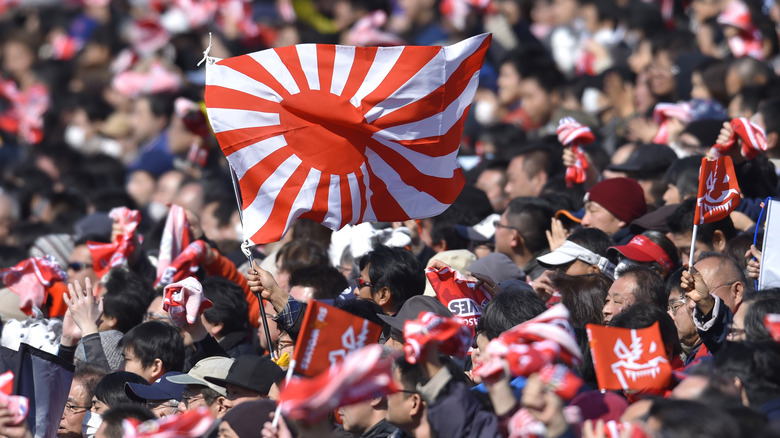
left=584, top=178, right=647, bottom=223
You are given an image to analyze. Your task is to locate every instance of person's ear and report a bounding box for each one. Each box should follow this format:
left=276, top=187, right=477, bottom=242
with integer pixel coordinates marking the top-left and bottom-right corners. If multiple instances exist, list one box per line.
left=617, top=220, right=627, bottom=229
left=371, top=396, right=387, bottom=410
left=711, top=230, right=727, bottom=253
left=732, top=281, right=744, bottom=307
left=217, top=396, right=229, bottom=415
left=374, top=287, right=392, bottom=308
left=767, top=132, right=779, bottom=150
left=409, top=393, right=423, bottom=416
left=149, top=358, right=165, bottom=380
left=102, top=315, right=118, bottom=330
left=589, top=264, right=601, bottom=274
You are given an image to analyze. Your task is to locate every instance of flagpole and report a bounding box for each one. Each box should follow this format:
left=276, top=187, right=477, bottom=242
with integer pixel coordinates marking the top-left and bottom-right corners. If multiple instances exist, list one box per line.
left=228, top=165, right=277, bottom=360
left=688, top=224, right=698, bottom=272
left=272, top=359, right=297, bottom=428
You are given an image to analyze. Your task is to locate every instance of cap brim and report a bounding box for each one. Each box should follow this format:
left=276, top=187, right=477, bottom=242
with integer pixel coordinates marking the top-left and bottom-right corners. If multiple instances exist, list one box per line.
left=377, top=313, right=404, bottom=333
left=537, top=250, right=577, bottom=268
left=166, top=374, right=226, bottom=396
left=608, top=245, right=656, bottom=263
left=125, top=383, right=175, bottom=401
left=555, top=209, right=583, bottom=224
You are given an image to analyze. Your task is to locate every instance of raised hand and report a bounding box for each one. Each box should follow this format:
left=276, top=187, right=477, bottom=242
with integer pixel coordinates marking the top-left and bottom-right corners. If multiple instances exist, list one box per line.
left=62, top=278, right=102, bottom=337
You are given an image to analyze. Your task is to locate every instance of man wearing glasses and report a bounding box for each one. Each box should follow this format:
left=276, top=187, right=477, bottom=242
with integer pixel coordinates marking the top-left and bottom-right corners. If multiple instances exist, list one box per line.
left=58, top=364, right=106, bottom=438
left=493, top=197, right=554, bottom=280
left=66, top=235, right=106, bottom=292
left=667, top=270, right=707, bottom=365
left=166, top=356, right=234, bottom=418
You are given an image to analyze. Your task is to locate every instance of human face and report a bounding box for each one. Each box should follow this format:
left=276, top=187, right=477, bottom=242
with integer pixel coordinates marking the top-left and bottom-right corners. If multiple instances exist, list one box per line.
left=647, top=52, right=676, bottom=98
left=257, top=299, right=281, bottom=350
left=476, top=169, right=508, bottom=212
left=59, top=381, right=90, bottom=438
left=217, top=421, right=240, bottom=438
left=472, top=333, right=490, bottom=370
left=67, top=245, right=98, bottom=290
left=663, top=184, right=682, bottom=205
left=178, top=385, right=208, bottom=413
left=354, top=263, right=374, bottom=301
left=493, top=211, right=518, bottom=258
left=581, top=201, right=624, bottom=236
left=693, top=257, right=739, bottom=312
left=519, top=78, right=554, bottom=126
left=505, top=155, right=541, bottom=199
left=497, top=63, right=522, bottom=105
left=126, top=170, right=156, bottom=208
left=603, top=277, right=637, bottom=323
left=130, top=97, right=162, bottom=145
left=667, top=290, right=698, bottom=347
left=121, top=347, right=153, bottom=383
left=91, top=396, right=108, bottom=414
left=690, top=72, right=711, bottom=100
left=386, top=368, right=416, bottom=432
left=338, top=400, right=375, bottom=433
left=223, top=383, right=263, bottom=409
left=667, top=231, right=712, bottom=267
left=147, top=400, right=177, bottom=418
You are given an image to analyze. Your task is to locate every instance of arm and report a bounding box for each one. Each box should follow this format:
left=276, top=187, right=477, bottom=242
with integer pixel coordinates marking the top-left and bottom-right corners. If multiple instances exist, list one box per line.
left=62, top=279, right=111, bottom=368
left=681, top=268, right=732, bottom=353
left=202, top=245, right=260, bottom=328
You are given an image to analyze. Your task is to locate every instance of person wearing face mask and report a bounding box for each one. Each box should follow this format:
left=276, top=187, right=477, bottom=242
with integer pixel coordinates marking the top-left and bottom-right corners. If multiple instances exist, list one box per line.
left=83, top=372, right=149, bottom=438
left=58, top=364, right=106, bottom=438
left=64, top=96, right=122, bottom=158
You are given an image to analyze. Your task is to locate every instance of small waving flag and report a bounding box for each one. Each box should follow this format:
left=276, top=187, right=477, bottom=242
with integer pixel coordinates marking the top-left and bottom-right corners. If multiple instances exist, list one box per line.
left=764, top=314, right=780, bottom=342
left=156, top=205, right=192, bottom=284
left=205, top=34, right=491, bottom=244
left=586, top=322, right=672, bottom=391
left=122, top=406, right=213, bottom=438
left=652, top=102, right=692, bottom=145
left=280, top=344, right=397, bottom=424
left=0, top=371, right=29, bottom=426
left=403, top=311, right=472, bottom=364
left=293, top=300, right=383, bottom=377
left=156, top=240, right=207, bottom=287
left=426, top=265, right=492, bottom=329
left=556, top=117, right=594, bottom=188
left=0, top=256, right=66, bottom=315
left=711, top=118, right=767, bottom=160
left=162, top=277, right=212, bottom=326
left=694, top=156, right=740, bottom=225
left=87, top=207, right=141, bottom=278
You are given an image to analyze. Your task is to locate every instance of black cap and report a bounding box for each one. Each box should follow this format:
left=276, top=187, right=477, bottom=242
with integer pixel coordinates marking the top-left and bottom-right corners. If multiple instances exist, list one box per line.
left=607, top=143, right=678, bottom=179
left=204, top=355, right=284, bottom=395
left=377, top=295, right=452, bottom=333
left=630, top=203, right=680, bottom=235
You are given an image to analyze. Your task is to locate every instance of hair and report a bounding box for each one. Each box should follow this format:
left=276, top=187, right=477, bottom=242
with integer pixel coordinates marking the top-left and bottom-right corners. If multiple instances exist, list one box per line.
left=759, top=98, right=780, bottom=136
left=648, top=399, right=739, bottom=438
left=73, top=363, right=108, bottom=405
left=714, top=342, right=780, bottom=407
left=693, top=58, right=730, bottom=106
left=729, top=57, right=774, bottom=96
left=102, top=267, right=154, bottom=333
left=276, top=239, right=330, bottom=274
left=640, top=230, right=681, bottom=277
left=475, top=287, right=546, bottom=340
left=518, top=60, right=566, bottom=94
left=204, top=196, right=238, bottom=229
left=608, top=304, right=683, bottom=361
left=505, top=197, right=554, bottom=254
left=291, top=219, right=333, bottom=249
left=552, top=272, right=612, bottom=327
left=667, top=199, right=737, bottom=245
left=201, top=276, right=250, bottom=335
left=100, top=404, right=156, bottom=438
left=94, top=372, right=149, bottom=408
left=665, top=267, right=685, bottom=300
left=394, top=356, right=425, bottom=392
left=724, top=232, right=756, bottom=274
left=744, top=290, right=780, bottom=343
left=566, top=228, right=614, bottom=257
left=617, top=265, right=667, bottom=311
left=119, top=321, right=185, bottom=373
left=200, top=386, right=223, bottom=406
left=359, top=245, right=425, bottom=313
left=142, top=92, right=176, bottom=120
left=663, top=156, right=705, bottom=203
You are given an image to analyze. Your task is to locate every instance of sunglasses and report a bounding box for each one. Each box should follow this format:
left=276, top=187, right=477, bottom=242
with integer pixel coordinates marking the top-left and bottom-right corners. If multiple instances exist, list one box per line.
left=358, top=278, right=373, bottom=289
left=67, top=262, right=93, bottom=272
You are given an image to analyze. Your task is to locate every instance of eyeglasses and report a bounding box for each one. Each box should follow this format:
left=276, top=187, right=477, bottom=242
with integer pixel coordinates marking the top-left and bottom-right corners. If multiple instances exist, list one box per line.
left=63, top=402, right=91, bottom=414
left=181, top=394, right=205, bottom=407
left=67, top=262, right=93, bottom=272
left=668, top=297, right=687, bottom=314
left=147, top=400, right=180, bottom=412
left=493, top=220, right=528, bottom=243
left=358, top=278, right=373, bottom=289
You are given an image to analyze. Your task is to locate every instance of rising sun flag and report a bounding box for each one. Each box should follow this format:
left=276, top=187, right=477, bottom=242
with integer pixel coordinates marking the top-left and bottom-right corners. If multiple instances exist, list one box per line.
left=204, top=34, right=491, bottom=244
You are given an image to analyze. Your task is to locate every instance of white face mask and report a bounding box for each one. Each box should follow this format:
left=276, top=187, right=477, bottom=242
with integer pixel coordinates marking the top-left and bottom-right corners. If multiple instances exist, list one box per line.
left=147, top=201, right=170, bottom=223
left=64, top=125, right=86, bottom=149
left=82, top=411, right=102, bottom=438
left=474, top=100, right=496, bottom=126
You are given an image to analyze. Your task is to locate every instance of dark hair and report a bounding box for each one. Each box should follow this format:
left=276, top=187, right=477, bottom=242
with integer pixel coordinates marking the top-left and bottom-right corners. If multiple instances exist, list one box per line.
left=505, top=197, right=554, bottom=254
left=744, top=290, right=780, bottom=343
left=289, top=265, right=349, bottom=301
left=663, top=156, right=705, bottom=202
left=724, top=232, right=755, bottom=274
left=103, top=267, right=154, bottom=333
left=759, top=98, right=780, bottom=136
left=640, top=230, right=681, bottom=277
left=119, top=321, right=185, bottom=373
left=694, top=58, right=730, bottom=107
left=74, top=363, right=108, bottom=405
left=204, top=196, right=238, bottom=229
left=552, top=272, right=612, bottom=327
left=200, top=386, right=223, bottom=407
left=142, top=92, right=176, bottom=120
left=201, top=276, right=250, bottom=335
left=667, top=199, right=737, bottom=247
left=336, top=298, right=388, bottom=331
left=475, top=287, right=546, bottom=340
left=617, top=265, right=667, bottom=311
left=648, top=399, right=739, bottom=438
left=608, top=305, right=682, bottom=361
left=518, top=61, right=566, bottom=94
left=714, top=342, right=780, bottom=407
left=94, top=372, right=149, bottom=408
left=394, top=356, right=425, bottom=392
left=359, top=245, right=425, bottom=313
left=566, top=228, right=614, bottom=257
left=276, top=239, right=330, bottom=274
left=100, top=404, right=156, bottom=438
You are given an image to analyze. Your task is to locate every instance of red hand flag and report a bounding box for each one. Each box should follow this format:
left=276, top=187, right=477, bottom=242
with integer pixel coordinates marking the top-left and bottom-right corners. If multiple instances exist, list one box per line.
left=403, top=311, right=472, bottom=364
left=156, top=240, right=207, bottom=287
left=87, top=207, right=142, bottom=278
left=122, top=407, right=214, bottom=438
left=0, top=256, right=66, bottom=315
left=426, top=265, right=492, bottom=328
left=280, top=344, right=397, bottom=424
left=710, top=117, right=767, bottom=160
left=694, top=156, right=740, bottom=225
left=557, top=117, right=594, bottom=187
left=156, top=204, right=192, bottom=283
left=292, top=300, right=382, bottom=377
left=204, top=34, right=491, bottom=244
left=764, top=314, right=780, bottom=343
left=586, top=322, right=672, bottom=391
left=0, top=371, right=29, bottom=426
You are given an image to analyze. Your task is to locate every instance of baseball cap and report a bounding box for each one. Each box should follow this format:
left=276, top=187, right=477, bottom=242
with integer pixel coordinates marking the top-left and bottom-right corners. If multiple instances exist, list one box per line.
left=607, top=144, right=678, bottom=178
left=608, top=235, right=675, bottom=273
left=467, top=253, right=526, bottom=284
left=454, top=213, right=500, bottom=242
left=125, top=372, right=185, bottom=402
left=166, top=356, right=235, bottom=397
left=204, top=355, right=284, bottom=395
left=630, top=204, right=680, bottom=235
left=537, top=241, right=604, bottom=268
left=377, top=295, right=452, bottom=334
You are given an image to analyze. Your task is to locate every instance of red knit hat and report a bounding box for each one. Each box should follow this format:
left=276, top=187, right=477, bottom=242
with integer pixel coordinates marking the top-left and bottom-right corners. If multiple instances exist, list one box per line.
left=584, top=177, right=647, bottom=223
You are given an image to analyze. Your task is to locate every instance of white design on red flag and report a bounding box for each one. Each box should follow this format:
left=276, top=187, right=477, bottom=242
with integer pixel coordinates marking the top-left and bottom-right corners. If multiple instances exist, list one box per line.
left=695, top=157, right=740, bottom=225
left=611, top=329, right=668, bottom=389
left=205, top=34, right=491, bottom=244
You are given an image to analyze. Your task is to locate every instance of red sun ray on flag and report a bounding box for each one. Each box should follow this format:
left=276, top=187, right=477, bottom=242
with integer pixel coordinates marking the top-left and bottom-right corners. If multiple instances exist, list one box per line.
left=204, top=34, right=491, bottom=244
